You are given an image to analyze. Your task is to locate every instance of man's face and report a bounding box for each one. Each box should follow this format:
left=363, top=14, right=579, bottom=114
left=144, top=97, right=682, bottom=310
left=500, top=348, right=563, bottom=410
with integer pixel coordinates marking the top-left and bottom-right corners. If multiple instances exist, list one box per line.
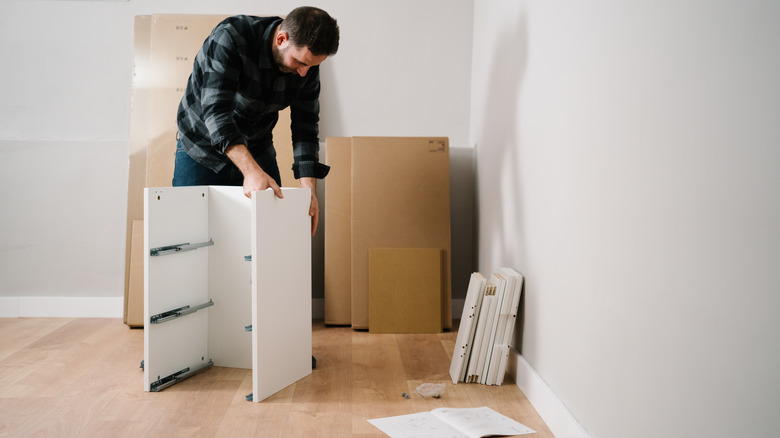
left=273, top=34, right=328, bottom=77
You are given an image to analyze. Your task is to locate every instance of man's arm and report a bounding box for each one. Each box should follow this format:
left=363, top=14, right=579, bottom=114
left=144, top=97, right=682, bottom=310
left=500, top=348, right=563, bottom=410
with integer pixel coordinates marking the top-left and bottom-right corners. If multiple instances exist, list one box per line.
left=289, top=68, right=328, bottom=237
left=225, top=144, right=283, bottom=199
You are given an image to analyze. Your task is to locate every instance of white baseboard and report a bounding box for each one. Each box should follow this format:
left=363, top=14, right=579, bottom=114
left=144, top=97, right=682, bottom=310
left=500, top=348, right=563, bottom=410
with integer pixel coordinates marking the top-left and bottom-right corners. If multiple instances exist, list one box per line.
left=508, top=351, right=591, bottom=438
left=0, top=297, right=124, bottom=318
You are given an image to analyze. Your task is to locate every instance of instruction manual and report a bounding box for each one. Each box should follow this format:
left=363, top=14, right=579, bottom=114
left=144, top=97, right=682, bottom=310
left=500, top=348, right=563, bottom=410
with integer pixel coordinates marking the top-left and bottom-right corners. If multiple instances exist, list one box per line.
left=368, top=406, right=536, bottom=438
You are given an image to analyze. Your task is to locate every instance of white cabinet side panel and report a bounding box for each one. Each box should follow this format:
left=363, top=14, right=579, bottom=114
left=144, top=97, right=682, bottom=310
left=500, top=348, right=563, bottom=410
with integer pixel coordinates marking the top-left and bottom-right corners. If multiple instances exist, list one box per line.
left=251, top=188, right=313, bottom=402
left=207, top=186, right=252, bottom=369
left=144, top=186, right=211, bottom=391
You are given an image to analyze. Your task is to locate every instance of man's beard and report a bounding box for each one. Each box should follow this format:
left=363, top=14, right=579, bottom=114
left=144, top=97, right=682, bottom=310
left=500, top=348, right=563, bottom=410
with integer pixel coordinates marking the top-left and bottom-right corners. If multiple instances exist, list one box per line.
left=273, top=45, right=295, bottom=74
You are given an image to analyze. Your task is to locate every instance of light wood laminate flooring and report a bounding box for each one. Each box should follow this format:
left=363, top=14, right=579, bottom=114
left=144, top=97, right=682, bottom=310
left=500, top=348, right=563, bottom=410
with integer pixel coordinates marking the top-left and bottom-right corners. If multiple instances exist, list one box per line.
left=0, top=318, right=553, bottom=437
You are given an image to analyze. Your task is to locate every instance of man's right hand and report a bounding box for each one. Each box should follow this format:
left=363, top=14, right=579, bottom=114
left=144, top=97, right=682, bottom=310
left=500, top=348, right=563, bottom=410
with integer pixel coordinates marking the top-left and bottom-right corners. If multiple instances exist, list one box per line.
left=242, top=168, right=283, bottom=199
left=226, top=143, right=283, bottom=199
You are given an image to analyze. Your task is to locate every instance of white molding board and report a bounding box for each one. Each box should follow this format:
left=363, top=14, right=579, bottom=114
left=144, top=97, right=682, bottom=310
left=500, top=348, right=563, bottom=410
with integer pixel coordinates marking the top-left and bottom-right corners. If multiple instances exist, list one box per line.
left=508, top=352, right=591, bottom=438
left=0, top=297, right=124, bottom=318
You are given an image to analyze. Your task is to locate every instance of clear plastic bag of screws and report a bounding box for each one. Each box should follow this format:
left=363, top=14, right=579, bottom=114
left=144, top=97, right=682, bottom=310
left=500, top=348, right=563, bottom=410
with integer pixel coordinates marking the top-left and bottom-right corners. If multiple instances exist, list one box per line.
left=414, top=383, right=446, bottom=398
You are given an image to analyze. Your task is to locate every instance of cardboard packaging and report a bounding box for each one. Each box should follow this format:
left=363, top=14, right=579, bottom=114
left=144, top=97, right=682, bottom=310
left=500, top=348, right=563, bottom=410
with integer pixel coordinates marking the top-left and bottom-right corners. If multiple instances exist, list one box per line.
left=125, top=220, right=145, bottom=327
left=368, top=248, right=444, bottom=334
left=324, top=137, right=452, bottom=330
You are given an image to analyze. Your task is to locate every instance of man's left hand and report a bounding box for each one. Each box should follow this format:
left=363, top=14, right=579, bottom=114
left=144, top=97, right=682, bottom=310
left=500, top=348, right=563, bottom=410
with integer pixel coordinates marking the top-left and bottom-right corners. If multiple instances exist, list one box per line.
left=299, top=177, right=319, bottom=237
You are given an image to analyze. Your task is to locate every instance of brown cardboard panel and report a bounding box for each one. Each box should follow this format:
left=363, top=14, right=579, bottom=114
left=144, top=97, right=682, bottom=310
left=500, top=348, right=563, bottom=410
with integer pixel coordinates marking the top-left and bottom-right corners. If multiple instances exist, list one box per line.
left=124, top=15, right=152, bottom=324
left=368, top=248, right=443, bottom=334
left=351, top=137, right=452, bottom=330
left=323, top=137, right=353, bottom=325
left=126, top=220, right=145, bottom=328
left=146, top=88, right=184, bottom=187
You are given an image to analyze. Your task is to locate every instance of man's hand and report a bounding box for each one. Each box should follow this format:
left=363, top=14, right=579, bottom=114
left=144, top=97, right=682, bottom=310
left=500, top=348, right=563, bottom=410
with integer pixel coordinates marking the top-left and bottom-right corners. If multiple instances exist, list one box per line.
left=226, top=144, right=283, bottom=199
left=226, top=144, right=319, bottom=235
left=242, top=168, right=283, bottom=199
left=299, top=177, right=319, bottom=237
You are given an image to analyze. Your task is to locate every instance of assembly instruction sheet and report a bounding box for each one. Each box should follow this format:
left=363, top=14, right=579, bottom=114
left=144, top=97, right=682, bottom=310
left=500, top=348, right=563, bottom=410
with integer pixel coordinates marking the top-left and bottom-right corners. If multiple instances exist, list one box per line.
left=368, top=406, right=536, bottom=438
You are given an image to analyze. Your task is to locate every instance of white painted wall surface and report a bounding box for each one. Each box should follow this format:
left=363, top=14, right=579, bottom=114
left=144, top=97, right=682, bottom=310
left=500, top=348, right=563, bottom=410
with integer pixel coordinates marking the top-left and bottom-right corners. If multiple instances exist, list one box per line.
left=471, top=0, right=780, bottom=437
left=0, top=0, right=475, bottom=303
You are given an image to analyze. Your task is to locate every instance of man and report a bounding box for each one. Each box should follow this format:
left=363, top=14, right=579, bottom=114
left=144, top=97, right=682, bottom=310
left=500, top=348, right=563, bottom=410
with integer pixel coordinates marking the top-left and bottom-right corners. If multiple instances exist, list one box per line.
left=173, top=7, right=339, bottom=237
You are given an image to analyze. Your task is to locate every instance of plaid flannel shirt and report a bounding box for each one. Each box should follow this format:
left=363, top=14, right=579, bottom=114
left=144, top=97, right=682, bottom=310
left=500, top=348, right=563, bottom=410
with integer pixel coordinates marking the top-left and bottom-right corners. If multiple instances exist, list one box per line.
left=177, top=15, right=330, bottom=179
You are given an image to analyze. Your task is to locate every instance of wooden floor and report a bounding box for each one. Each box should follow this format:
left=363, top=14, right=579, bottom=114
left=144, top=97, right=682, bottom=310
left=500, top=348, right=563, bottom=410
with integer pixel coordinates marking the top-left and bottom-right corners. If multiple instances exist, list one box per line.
left=0, top=318, right=553, bottom=437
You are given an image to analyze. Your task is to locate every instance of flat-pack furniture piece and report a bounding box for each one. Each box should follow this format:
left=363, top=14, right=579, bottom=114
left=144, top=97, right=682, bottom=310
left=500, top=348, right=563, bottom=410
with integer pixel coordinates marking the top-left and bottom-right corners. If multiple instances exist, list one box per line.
left=324, top=137, right=452, bottom=330
left=144, top=186, right=312, bottom=402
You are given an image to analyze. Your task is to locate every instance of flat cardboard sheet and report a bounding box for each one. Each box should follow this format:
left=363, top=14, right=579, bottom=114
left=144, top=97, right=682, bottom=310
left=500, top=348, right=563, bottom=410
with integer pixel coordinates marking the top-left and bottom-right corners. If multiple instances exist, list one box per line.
left=368, top=248, right=444, bottom=334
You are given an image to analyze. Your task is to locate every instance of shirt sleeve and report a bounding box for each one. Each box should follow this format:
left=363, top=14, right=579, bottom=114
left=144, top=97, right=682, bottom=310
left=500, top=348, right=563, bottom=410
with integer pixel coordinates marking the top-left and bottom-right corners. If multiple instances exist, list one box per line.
left=198, top=24, right=246, bottom=154
left=290, top=67, right=331, bottom=179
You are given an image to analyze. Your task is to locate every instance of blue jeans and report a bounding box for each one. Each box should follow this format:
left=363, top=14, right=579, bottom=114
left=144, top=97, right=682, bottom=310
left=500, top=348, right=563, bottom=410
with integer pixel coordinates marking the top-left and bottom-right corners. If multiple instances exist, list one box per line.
left=172, top=140, right=282, bottom=187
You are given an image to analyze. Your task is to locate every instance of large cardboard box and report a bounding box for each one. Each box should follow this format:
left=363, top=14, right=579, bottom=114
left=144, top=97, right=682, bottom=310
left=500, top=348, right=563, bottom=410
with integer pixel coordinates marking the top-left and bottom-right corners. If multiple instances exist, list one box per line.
left=124, top=14, right=295, bottom=327
left=352, top=137, right=452, bottom=330
left=124, top=15, right=151, bottom=326
left=324, top=137, right=452, bottom=330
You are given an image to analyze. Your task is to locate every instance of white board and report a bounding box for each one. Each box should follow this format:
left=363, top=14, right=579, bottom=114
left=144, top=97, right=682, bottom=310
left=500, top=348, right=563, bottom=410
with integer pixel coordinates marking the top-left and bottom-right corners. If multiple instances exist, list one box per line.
left=145, top=186, right=312, bottom=397
left=207, top=186, right=252, bottom=369
left=251, top=188, right=313, bottom=402
left=144, top=186, right=212, bottom=391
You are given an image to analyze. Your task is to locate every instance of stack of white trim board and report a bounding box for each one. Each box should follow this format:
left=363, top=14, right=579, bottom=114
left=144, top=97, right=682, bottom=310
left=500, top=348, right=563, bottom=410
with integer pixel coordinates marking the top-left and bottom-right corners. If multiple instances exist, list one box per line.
left=449, top=268, right=524, bottom=386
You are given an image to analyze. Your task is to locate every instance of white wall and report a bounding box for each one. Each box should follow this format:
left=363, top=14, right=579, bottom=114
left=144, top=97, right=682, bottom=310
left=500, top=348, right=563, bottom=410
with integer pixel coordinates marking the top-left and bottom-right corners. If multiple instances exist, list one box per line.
left=0, top=1, right=475, bottom=305
left=471, top=0, right=780, bottom=437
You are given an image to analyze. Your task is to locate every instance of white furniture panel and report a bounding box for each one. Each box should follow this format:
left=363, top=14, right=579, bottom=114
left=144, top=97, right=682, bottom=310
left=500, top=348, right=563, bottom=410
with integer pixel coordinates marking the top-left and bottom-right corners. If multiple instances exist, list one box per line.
left=207, top=186, right=252, bottom=369
left=144, top=186, right=212, bottom=391
left=252, top=188, right=313, bottom=402
left=144, top=186, right=312, bottom=400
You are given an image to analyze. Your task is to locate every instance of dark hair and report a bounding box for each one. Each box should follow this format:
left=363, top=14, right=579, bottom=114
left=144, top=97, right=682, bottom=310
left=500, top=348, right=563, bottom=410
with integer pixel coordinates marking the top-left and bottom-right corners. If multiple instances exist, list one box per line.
left=281, top=6, right=340, bottom=56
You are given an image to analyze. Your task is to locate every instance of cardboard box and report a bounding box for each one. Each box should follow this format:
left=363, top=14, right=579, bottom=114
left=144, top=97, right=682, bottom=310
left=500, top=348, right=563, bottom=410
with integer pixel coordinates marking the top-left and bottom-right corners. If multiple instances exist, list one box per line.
left=323, top=137, right=353, bottom=325
left=368, top=248, right=444, bottom=334
left=124, top=15, right=151, bottom=325
left=326, top=137, right=451, bottom=330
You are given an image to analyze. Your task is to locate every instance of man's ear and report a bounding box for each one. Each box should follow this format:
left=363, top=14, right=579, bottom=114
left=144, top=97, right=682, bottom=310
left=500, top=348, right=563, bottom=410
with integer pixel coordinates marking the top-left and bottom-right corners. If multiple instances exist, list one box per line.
left=275, top=30, right=289, bottom=47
